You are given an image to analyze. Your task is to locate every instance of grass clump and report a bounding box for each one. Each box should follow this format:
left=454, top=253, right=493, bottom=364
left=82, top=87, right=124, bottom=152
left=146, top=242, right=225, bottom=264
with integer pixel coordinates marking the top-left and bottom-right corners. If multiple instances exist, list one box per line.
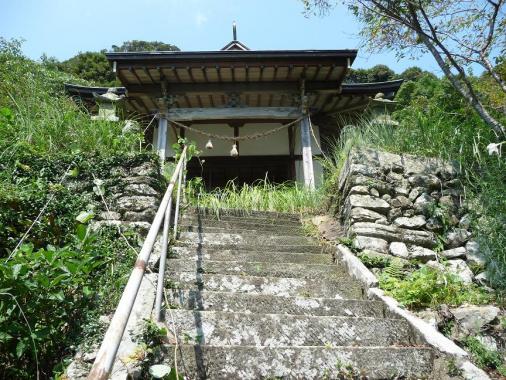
left=462, top=336, right=506, bottom=376
left=379, top=266, right=494, bottom=310
left=188, top=178, right=323, bottom=214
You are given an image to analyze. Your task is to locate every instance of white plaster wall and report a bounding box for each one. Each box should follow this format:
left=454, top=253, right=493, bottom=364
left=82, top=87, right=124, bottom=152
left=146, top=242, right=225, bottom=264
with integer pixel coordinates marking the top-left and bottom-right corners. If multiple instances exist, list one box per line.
left=238, top=123, right=289, bottom=155
left=184, top=124, right=233, bottom=157
left=153, top=121, right=322, bottom=158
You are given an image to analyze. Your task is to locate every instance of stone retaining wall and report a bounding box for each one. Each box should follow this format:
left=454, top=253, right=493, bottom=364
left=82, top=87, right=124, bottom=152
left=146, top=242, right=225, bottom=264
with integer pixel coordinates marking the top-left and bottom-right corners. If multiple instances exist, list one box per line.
left=92, top=160, right=165, bottom=234
left=337, top=148, right=483, bottom=284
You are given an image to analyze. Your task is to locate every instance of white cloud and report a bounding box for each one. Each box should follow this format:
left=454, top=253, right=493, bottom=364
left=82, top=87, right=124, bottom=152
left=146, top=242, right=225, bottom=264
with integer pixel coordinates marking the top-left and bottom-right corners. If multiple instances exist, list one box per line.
left=195, top=12, right=208, bottom=27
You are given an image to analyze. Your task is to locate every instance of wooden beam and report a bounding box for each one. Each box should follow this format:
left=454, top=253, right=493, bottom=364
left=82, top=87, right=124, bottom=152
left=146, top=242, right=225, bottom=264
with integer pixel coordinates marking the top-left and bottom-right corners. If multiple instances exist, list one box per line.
left=187, top=66, right=195, bottom=82
left=126, top=81, right=340, bottom=96
left=143, top=67, right=155, bottom=83
left=128, top=67, right=142, bottom=85
left=201, top=66, right=209, bottom=82
left=166, top=107, right=301, bottom=121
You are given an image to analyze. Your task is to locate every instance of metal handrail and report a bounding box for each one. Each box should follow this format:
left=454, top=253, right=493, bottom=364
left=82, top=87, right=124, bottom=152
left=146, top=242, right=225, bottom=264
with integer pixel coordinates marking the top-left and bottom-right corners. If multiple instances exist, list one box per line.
left=88, top=146, right=188, bottom=380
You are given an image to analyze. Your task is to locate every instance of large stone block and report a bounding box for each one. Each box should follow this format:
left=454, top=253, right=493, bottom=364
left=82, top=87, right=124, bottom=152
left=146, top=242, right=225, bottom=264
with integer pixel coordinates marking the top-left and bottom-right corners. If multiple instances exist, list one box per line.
left=116, top=195, right=158, bottom=212
left=347, top=194, right=391, bottom=213
left=450, top=305, right=500, bottom=334
left=349, top=207, right=387, bottom=224
left=350, top=222, right=437, bottom=248
left=393, top=215, right=426, bottom=229
left=389, top=242, right=409, bottom=258
left=409, top=246, right=437, bottom=262
left=353, top=236, right=389, bottom=254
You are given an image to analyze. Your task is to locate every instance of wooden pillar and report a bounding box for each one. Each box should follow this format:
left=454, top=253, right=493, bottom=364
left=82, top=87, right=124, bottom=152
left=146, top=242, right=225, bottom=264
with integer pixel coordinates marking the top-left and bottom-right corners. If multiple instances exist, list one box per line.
left=156, top=115, right=168, bottom=162
left=300, top=115, right=315, bottom=189
left=288, top=125, right=296, bottom=180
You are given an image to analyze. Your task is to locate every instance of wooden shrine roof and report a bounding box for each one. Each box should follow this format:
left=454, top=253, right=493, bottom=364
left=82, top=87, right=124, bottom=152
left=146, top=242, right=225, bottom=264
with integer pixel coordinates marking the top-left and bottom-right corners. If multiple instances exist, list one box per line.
left=105, top=49, right=360, bottom=114
left=65, top=49, right=403, bottom=117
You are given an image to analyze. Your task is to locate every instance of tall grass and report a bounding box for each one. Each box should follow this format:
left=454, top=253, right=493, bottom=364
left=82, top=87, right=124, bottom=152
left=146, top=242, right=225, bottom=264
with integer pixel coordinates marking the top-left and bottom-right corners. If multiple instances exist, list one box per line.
left=187, top=179, right=323, bottom=215
left=0, top=39, right=143, bottom=163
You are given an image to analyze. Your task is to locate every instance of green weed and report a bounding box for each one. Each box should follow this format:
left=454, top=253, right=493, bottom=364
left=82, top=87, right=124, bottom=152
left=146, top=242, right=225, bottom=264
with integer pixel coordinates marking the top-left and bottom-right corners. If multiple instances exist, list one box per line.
left=379, top=266, right=494, bottom=310
left=188, top=178, right=324, bottom=215
left=463, top=336, right=505, bottom=373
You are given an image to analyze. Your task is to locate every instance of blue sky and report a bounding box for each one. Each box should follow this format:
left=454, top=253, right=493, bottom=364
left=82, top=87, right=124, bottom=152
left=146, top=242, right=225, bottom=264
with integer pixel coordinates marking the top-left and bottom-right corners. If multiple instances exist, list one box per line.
left=1, top=0, right=440, bottom=74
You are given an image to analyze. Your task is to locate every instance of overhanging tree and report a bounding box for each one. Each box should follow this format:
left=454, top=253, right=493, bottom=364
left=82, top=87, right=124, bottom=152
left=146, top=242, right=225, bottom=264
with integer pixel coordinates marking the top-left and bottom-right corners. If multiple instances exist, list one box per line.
left=302, top=0, right=506, bottom=136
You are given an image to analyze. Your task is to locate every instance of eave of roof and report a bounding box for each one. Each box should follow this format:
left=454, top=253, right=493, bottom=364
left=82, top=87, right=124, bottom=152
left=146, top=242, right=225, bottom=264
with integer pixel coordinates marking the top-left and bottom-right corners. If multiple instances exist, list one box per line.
left=105, top=49, right=358, bottom=65
left=341, top=79, right=404, bottom=95
left=64, top=83, right=127, bottom=97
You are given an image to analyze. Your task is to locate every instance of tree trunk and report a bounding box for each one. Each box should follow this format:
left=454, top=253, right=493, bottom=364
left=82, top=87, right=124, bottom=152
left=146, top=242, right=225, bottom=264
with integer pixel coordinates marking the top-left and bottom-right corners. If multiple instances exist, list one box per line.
left=481, top=54, right=506, bottom=94
left=411, top=18, right=506, bottom=136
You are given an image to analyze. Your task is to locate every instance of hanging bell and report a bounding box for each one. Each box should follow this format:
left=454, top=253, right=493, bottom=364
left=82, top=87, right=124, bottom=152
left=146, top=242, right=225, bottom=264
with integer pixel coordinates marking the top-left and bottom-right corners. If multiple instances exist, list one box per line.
left=205, top=138, right=214, bottom=149
left=230, top=143, right=239, bottom=157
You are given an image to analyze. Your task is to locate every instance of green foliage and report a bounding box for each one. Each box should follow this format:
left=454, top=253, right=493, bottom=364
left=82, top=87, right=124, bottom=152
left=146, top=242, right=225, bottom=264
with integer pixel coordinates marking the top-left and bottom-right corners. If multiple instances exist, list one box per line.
left=463, top=336, right=505, bottom=374
left=0, top=40, right=162, bottom=377
left=188, top=179, right=324, bottom=214
left=379, top=266, right=493, bottom=310
left=383, top=258, right=407, bottom=279
left=0, top=43, right=144, bottom=160
left=111, top=40, right=180, bottom=53
left=58, top=50, right=118, bottom=87
left=56, top=40, right=180, bottom=87
left=0, top=226, right=139, bottom=379
left=344, top=64, right=395, bottom=83
left=357, top=251, right=392, bottom=269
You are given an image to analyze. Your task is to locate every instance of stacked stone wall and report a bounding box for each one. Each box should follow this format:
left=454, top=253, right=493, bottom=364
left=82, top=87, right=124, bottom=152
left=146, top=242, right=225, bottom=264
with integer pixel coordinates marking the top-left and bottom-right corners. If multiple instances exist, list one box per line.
left=338, top=148, right=482, bottom=283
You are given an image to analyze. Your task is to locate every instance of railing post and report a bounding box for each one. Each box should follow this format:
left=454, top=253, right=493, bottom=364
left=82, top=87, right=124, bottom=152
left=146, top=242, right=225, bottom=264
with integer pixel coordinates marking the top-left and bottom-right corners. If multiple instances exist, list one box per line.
left=87, top=146, right=187, bottom=380
left=154, top=197, right=172, bottom=322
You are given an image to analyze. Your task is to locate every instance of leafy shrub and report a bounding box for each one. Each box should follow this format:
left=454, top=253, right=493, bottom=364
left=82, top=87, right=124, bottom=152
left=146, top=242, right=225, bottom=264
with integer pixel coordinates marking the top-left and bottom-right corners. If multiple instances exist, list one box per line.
left=379, top=266, right=493, bottom=310
left=0, top=226, right=139, bottom=379
left=463, top=336, right=506, bottom=375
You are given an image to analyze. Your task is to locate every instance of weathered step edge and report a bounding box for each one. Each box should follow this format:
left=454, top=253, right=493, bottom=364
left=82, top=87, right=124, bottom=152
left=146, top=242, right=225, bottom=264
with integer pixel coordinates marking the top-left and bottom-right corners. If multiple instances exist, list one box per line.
left=155, top=345, right=435, bottom=380
left=166, top=289, right=393, bottom=317
left=167, top=271, right=365, bottom=300
left=184, top=206, right=301, bottom=220
left=165, top=259, right=349, bottom=280
left=165, top=309, right=421, bottom=347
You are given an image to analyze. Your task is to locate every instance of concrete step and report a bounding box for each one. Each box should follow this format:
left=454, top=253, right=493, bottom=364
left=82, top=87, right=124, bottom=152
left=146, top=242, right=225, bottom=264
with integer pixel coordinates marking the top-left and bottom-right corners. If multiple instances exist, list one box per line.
left=163, top=310, right=419, bottom=347
left=165, top=259, right=348, bottom=280
left=166, top=290, right=392, bottom=318
left=178, top=231, right=313, bottom=247
left=170, top=247, right=333, bottom=265
left=184, top=207, right=301, bottom=221
left=180, top=223, right=304, bottom=236
left=157, top=345, right=434, bottom=379
left=181, top=216, right=302, bottom=228
left=174, top=242, right=325, bottom=254
left=166, top=272, right=364, bottom=299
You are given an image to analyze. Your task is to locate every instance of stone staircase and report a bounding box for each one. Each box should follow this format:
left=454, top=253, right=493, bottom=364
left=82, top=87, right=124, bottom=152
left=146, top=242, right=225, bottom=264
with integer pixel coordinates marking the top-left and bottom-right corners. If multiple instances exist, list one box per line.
left=156, top=208, right=439, bottom=379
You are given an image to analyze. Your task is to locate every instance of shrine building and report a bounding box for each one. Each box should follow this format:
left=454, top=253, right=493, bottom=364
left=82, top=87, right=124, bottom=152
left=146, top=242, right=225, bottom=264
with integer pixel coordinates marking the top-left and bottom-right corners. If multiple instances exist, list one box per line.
left=65, top=26, right=402, bottom=189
